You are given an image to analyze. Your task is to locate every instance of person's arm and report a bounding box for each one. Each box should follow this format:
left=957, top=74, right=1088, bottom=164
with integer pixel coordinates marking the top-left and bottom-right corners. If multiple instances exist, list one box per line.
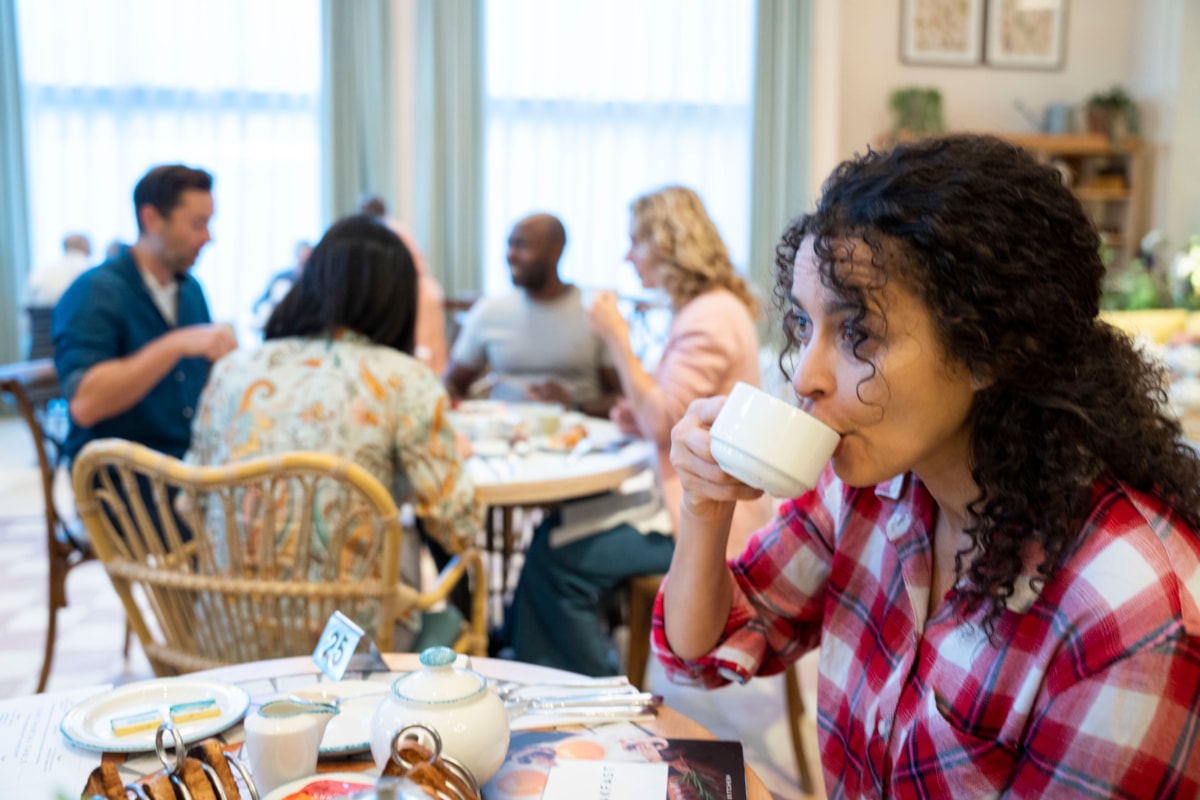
left=415, top=275, right=449, bottom=376
left=443, top=302, right=487, bottom=398
left=69, top=325, right=237, bottom=428
left=578, top=365, right=622, bottom=418
left=590, top=292, right=728, bottom=446
left=444, top=361, right=484, bottom=399
left=652, top=395, right=834, bottom=683
left=588, top=291, right=661, bottom=419
left=526, top=369, right=621, bottom=417
left=660, top=396, right=761, bottom=658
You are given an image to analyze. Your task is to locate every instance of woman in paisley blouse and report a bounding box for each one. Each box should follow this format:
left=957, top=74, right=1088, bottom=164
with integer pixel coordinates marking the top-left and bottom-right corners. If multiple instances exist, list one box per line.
left=187, top=215, right=480, bottom=647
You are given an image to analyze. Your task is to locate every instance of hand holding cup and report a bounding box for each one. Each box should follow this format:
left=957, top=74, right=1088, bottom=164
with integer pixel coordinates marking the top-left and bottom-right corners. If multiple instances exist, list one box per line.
left=670, top=395, right=768, bottom=521
left=707, top=382, right=840, bottom=498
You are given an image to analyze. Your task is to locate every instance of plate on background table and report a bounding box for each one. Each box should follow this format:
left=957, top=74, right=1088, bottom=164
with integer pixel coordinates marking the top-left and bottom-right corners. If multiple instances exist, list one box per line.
left=290, top=679, right=390, bottom=756
left=261, top=771, right=377, bottom=800
left=60, top=678, right=250, bottom=753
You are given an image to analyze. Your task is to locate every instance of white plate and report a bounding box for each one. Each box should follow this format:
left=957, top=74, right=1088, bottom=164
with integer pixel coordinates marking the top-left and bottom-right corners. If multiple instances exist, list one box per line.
left=469, top=438, right=511, bottom=458
left=261, top=771, right=377, bottom=800
left=60, top=677, right=250, bottom=753
left=290, top=680, right=390, bottom=756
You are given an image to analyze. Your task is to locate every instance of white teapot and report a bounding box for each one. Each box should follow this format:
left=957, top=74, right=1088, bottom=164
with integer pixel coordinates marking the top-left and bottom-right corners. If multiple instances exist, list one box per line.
left=369, top=647, right=510, bottom=784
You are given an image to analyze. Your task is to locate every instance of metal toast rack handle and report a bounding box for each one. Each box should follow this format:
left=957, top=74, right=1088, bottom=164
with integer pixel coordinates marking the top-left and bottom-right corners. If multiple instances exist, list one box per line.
left=388, top=723, right=481, bottom=800
left=136, top=722, right=260, bottom=800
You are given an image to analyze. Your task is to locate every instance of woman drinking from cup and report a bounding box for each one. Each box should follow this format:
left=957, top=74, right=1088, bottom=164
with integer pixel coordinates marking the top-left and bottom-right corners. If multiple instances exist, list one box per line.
left=505, top=186, right=771, bottom=675
left=659, top=135, right=1200, bottom=796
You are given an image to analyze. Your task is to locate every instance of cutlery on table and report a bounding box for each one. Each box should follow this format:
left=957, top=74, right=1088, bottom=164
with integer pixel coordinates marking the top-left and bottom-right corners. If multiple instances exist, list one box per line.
left=505, top=692, right=660, bottom=713
left=491, top=675, right=632, bottom=702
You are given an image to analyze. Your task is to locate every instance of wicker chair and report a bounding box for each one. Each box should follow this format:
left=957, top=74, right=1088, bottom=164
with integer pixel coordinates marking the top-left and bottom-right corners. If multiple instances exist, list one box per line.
left=72, top=439, right=487, bottom=675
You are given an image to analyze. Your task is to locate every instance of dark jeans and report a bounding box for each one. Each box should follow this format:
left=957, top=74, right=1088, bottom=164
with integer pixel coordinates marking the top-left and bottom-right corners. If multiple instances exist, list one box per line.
left=506, top=513, right=675, bottom=676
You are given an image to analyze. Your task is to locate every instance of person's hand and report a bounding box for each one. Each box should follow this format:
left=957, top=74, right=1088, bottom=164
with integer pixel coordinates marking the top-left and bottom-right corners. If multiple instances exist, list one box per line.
left=174, top=323, right=238, bottom=362
left=588, top=291, right=630, bottom=345
left=670, top=395, right=764, bottom=520
left=609, top=398, right=640, bottom=436
left=528, top=380, right=571, bottom=407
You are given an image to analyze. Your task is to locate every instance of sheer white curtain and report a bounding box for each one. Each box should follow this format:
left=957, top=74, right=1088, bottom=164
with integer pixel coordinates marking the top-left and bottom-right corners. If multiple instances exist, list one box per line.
left=16, top=0, right=321, bottom=338
left=483, top=0, right=756, bottom=298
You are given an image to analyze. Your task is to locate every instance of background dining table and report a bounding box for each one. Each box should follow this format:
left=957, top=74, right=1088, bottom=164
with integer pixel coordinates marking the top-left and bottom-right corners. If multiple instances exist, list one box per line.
left=82, top=652, right=773, bottom=798
left=451, top=405, right=657, bottom=621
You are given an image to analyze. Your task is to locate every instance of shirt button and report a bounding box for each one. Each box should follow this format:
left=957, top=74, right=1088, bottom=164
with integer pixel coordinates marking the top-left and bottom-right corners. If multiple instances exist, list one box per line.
left=886, top=514, right=911, bottom=537
left=175, top=371, right=185, bottom=382
left=182, top=407, right=194, bottom=419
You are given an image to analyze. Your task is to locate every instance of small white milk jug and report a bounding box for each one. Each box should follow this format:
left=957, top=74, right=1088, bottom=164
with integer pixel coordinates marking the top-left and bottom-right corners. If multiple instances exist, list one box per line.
left=243, top=698, right=339, bottom=794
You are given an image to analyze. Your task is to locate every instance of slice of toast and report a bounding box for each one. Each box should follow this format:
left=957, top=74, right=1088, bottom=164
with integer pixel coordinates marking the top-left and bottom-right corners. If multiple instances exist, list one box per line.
left=187, top=739, right=239, bottom=798
left=179, top=758, right=219, bottom=800
left=82, top=763, right=125, bottom=800
left=144, top=774, right=178, bottom=800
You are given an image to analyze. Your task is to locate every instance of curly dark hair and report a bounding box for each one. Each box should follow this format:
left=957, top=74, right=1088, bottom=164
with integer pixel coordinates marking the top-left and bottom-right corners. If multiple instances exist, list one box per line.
left=265, top=214, right=417, bottom=354
left=774, top=134, right=1200, bottom=635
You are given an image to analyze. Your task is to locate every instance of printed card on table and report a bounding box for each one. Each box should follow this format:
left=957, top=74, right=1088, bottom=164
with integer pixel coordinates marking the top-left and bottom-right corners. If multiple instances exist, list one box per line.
left=541, top=761, right=668, bottom=800
left=484, top=724, right=748, bottom=800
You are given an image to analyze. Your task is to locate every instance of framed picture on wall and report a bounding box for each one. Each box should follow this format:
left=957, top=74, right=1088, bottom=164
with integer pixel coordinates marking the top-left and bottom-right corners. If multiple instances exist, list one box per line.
left=900, top=0, right=985, bottom=66
left=985, top=0, right=1068, bottom=70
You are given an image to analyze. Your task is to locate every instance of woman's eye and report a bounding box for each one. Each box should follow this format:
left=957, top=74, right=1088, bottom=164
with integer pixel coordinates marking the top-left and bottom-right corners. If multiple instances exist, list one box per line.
left=790, top=311, right=811, bottom=337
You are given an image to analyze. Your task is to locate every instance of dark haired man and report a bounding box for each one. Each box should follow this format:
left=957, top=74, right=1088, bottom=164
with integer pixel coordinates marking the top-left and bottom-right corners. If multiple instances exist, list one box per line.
left=53, top=164, right=237, bottom=462
left=444, top=213, right=620, bottom=417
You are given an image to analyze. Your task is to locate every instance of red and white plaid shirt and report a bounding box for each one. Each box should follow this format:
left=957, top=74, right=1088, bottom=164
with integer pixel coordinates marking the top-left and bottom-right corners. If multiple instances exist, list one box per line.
left=652, top=468, right=1200, bottom=798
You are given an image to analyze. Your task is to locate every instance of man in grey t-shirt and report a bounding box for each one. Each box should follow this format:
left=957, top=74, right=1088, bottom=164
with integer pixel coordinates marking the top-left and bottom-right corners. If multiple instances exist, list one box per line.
left=444, top=213, right=621, bottom=417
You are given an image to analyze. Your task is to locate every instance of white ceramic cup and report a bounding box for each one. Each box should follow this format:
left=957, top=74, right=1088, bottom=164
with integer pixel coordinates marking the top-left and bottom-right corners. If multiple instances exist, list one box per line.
left=708, top=382, right=840, bottom=498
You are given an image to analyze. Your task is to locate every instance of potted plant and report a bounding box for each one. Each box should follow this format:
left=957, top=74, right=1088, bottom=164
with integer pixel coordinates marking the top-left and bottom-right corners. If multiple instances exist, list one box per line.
left=888, top=87, right=944, bottom=144
left=1085, top=86, right=1141, bottom=142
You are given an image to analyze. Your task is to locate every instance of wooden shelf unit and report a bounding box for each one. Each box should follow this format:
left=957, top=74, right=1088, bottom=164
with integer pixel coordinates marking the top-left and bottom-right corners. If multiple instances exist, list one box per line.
left=997, top=132, right=1144, bottom=271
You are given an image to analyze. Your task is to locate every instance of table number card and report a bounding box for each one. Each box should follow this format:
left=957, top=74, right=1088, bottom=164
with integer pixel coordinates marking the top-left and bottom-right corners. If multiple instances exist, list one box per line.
left=312, top=611, right=387, bottom=680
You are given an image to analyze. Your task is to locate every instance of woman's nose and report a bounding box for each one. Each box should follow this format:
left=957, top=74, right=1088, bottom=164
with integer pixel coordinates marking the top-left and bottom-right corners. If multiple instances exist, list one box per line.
left=791, top=341, right=834, bottom=403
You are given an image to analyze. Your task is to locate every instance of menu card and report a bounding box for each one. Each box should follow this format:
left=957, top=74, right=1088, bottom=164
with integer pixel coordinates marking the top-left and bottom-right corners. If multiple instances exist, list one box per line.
left=0, top=684, right=110, bottom=797
left=542, top=761, right=668, bottom=800
left=484, top=723, right=748, bottom=800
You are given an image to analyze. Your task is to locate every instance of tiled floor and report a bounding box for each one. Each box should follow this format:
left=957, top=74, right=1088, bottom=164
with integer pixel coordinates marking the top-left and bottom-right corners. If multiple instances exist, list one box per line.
left=0, top=419, right=154, bottom=700
left=0, top=415, right=823, bottom=799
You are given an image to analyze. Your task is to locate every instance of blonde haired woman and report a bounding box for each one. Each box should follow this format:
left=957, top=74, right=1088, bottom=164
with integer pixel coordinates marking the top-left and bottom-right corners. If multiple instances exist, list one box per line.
left=506, top=186, right=771, bottom=675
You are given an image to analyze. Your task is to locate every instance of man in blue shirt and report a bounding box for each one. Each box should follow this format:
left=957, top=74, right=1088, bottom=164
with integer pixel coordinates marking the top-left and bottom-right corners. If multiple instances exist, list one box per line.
left=53, top=164, right=238, bottom=462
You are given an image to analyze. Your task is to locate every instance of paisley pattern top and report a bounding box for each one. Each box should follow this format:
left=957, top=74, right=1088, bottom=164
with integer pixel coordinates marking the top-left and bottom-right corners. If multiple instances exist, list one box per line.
left=187, top=331, right=480, bottom=555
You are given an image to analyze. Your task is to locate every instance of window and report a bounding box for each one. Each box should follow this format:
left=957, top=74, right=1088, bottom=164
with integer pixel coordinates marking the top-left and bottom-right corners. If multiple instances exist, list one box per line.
left=17, top=0, right=321, bottom=338
left=483, top=0, right=756, bottom=298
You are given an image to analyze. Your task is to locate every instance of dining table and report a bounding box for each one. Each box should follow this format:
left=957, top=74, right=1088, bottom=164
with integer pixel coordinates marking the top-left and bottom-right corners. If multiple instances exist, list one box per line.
left=64, top=653, right=772, bottom=799
left=450, top=403, right=657, bottom=621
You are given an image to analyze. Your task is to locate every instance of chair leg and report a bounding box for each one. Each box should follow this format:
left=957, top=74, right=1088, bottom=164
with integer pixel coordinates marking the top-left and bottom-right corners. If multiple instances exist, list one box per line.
left=500, top=506, right=514, bottom=599
left=625, top=575, right=661, bottom=691
left=37, top=551, right=73, bottom=693
left=785, top=663, right=816, bottom=795
left=36, top=593, right=60, bottom=694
